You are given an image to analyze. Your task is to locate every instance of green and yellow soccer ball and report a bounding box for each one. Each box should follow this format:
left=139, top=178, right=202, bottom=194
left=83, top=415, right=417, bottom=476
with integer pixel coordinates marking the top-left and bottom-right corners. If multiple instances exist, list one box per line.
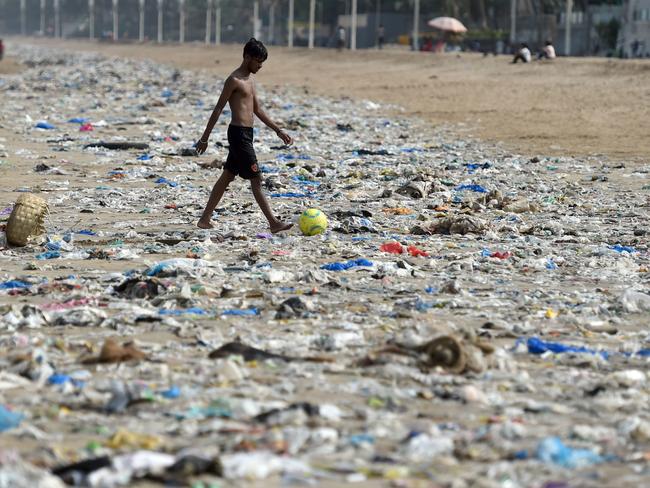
left=299, top=208, right=328, bottom=236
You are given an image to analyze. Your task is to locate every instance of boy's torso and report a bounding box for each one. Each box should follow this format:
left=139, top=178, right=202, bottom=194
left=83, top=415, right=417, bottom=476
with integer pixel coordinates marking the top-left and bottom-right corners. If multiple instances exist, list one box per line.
left=228, top=71, right=255, bottom=128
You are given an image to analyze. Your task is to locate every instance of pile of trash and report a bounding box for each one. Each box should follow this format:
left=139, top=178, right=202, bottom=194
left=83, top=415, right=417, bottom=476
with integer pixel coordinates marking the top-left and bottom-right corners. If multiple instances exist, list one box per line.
left=0, top=42, right=649, bottom=486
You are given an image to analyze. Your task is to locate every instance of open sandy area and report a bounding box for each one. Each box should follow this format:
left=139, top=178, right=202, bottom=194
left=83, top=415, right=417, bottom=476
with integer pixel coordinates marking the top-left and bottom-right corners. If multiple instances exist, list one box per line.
left=4, top=36, right=650, bottom=160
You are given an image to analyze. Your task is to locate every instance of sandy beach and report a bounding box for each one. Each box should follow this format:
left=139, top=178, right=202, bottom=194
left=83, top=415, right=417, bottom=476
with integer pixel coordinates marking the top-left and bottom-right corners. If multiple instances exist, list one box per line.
left=0, top=38, right=649, bottom=487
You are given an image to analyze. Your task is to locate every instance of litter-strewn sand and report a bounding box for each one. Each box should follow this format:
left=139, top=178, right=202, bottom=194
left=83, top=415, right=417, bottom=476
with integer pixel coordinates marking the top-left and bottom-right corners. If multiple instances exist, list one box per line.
left=6, top=36, right=650, bottom=160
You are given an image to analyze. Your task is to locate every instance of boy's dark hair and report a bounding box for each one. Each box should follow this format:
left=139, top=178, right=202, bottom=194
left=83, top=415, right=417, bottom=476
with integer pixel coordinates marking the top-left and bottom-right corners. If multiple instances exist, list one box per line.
left=244, top=38, right=268, bottom=61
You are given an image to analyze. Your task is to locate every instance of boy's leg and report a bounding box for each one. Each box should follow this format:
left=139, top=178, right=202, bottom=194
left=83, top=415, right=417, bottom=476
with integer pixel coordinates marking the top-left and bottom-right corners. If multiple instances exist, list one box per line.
left=197, top=169, right=236, bottom=229
left=249, top=175, right=292, bottom=233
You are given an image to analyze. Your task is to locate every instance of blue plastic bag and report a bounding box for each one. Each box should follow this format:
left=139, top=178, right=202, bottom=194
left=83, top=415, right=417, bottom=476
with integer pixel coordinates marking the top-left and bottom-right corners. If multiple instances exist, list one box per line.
left=321, top=258, right=373, bottom=271
left=155, top=177, right=178, bottom=187
left=536, top=437, right=604, bottom=469
left=35, top=121, right=56, bottom=130
left=0, top=280, right=31, bottom=290
left=455, top=184, right=488, bottom=193
left=526, top=337, right=609, bottom=359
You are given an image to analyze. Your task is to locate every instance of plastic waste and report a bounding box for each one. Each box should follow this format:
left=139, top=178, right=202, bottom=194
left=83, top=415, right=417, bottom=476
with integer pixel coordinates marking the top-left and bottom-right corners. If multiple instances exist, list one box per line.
left=320, top=258, right=373, bottom=271
left=0, top=404, right=24, bottom=432
left=35, top=121, right=56, bottom=130
left=1, top=42, right=648, bottom=487
left=536, top=436, right=605, bottom=469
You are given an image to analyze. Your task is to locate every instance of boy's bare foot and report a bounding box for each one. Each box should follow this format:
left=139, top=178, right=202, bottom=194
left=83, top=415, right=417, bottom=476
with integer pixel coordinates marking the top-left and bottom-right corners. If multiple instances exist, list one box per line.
left=270, top=222, right=293, bottom=234
left=197, top=219, right=214, bottom=229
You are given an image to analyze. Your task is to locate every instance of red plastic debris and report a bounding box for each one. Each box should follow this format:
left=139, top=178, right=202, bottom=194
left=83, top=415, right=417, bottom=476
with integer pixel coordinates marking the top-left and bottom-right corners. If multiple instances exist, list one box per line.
left=491, top=251, right=511, bottom=259
left=380, top=242, right=404, bottom=254
left=407, top=245, right=429, bottom=257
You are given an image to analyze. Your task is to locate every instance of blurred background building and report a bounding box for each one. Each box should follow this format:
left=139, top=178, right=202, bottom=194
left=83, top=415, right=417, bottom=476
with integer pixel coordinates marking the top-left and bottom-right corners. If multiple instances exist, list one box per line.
left=0, top=0, right=647, bottom=57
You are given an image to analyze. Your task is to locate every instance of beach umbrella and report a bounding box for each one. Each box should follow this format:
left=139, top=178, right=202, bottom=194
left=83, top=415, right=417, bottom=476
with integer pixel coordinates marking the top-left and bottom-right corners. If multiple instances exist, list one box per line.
left=427, top=17, right=468, bottom=34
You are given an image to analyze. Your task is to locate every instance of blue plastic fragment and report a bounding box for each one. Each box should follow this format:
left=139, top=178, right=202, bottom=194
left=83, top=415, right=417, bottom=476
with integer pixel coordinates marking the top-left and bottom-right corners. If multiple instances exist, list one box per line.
left=36, top=251, right=61, bottom=260
left=260, top=165, right=280, bottom=173
left=159, top=307, right=208, bottom=316
left=320, top=258, right=373, bottom=271
left=465, top=162, right=491, bottom=172
left=513, top=449, right=529, bottom=460
left=291, top=175, right=320, bottom=186
left=525, top=337, right=650, bottom=360
left=35, top=121, right=56, bottom=130
left=277, top=153, right=312, bottom=161
left=536, top=437, right=605, bottom=469
left=160, top=386, right=181, bottom=399
left=349, top=433, right=375, bottom=446
left=48, top=373, right=71, bottom=385
left=155, top=177, right=178, bottom=187
left=0, top=405, right=24, bottom=432
left=0, top=280, right=31, bottom=290
left=271, top=192, right=312, bottom=198
left=222, top=308, right=259, bottom=316
left=526, top=337, right=609, bottom=359
left=455, top=184, right=488, bottom=193
left=609, top=244, right=636, bottom=253
left=46, top=241, right=64, bottom=251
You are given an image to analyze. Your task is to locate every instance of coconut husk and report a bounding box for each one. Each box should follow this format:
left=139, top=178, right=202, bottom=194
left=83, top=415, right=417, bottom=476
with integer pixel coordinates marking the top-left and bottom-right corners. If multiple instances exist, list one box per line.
left=421, top=335, right=467, bottom=374
left=81, top=339, right=147, bottom=364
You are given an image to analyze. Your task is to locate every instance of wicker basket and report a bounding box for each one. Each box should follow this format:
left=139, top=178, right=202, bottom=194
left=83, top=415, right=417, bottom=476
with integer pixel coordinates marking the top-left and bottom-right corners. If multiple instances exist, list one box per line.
left=6, top=194, right=49, bottom=246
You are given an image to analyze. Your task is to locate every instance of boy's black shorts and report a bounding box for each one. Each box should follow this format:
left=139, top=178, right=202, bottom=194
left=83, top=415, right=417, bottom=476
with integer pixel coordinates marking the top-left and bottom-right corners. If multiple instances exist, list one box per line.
left=224, top=125, right=260, bottom=179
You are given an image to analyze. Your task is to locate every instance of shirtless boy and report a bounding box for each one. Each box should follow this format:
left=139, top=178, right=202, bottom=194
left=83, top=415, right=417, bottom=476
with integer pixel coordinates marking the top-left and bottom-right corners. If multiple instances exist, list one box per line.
left=195, top=38, right=293, bottom=233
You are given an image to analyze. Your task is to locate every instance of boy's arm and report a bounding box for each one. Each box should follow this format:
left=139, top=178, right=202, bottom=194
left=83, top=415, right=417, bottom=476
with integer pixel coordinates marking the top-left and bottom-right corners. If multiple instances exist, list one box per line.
left=195, top=77, right=236, bottom=154
left=253, top=89, right=293, bottom=146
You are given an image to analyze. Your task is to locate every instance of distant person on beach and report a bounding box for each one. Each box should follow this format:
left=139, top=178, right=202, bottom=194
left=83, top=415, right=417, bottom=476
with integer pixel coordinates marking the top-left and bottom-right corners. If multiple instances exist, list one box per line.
left=512, top=43, right=531, bottom=63
left=538, top=40, right=556, bottom=60
left=0, top=39, right=4, bottom=61
left=337, top=25, right=346, bottom=51
left=377, top=24, right=385, bottom=49
left=195, top=38, right=293, bottom=233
